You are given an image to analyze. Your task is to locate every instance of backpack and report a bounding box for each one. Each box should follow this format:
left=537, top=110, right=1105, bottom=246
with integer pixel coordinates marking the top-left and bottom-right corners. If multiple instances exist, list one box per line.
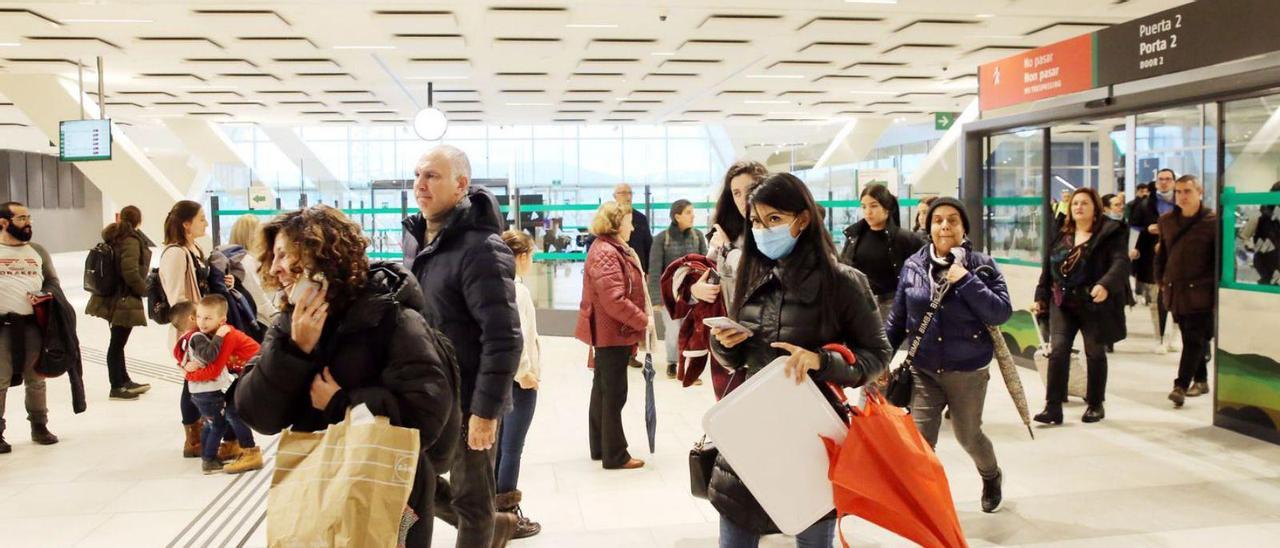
left=146, top=267, right=170, bottom=324
left=83, top=241, right=120, bottom=297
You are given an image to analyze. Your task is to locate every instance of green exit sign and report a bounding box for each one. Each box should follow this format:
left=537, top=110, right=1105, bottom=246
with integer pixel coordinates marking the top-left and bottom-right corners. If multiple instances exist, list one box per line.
left=935, top=112, right=959, bottom=131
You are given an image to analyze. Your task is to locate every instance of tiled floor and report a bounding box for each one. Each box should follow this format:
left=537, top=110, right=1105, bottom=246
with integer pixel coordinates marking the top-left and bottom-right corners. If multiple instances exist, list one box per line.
left=3, top=251, right=1279, bottom=547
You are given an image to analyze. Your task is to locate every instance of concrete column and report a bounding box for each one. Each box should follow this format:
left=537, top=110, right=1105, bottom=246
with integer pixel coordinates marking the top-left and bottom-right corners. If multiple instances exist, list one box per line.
left=260, top=125, right=348, bottom=195
left=904, top=100, right=980, bottom=198
left=0, top=74, right=183, bottom=241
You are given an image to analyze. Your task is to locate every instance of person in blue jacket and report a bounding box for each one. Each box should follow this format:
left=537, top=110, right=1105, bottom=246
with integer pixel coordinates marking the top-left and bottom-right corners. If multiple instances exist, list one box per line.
left=885, top=197, right=1013, bottom=514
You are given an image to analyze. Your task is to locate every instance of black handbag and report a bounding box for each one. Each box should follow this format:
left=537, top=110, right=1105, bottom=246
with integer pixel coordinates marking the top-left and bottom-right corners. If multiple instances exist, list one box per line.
left=885, top=277, right=951, bottom=408
left=689, top=434, right=717, bottom=500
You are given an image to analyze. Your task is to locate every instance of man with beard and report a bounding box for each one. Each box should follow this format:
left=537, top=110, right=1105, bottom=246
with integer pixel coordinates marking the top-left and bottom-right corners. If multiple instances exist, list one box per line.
left=0, top=202, right=61, bottom=454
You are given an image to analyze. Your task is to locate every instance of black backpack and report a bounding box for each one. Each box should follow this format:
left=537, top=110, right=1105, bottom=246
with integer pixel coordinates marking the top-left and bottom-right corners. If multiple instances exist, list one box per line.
left=83, top=241, right=120, bottom=297
left=145, top=267, right=170, bottom=324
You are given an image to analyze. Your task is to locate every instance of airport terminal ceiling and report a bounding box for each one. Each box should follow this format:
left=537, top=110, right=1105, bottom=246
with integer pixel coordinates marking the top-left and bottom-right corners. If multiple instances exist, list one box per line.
left=0, top=0, right=1193, bottom=150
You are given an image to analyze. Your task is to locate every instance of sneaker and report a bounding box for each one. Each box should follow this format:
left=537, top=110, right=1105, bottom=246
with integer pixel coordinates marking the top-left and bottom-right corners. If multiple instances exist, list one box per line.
left=1187, top=382, right=1210, bottom=397
left=202, top=458, right=224, bottom=475
left=0, top=435, right=10, bottom=454
left=223, top=447, right=263, bottom=474
left=109, top=387, right=139, bottom=401
left=666, top=363, right=677, bottom=379
left=123, top=381, right=151, bottom=395
left=1168, top=386, right=1187, bottom=408
left=1153, top=342, right=1168, bottom=355
left=31, top=424, right=58, bottom=445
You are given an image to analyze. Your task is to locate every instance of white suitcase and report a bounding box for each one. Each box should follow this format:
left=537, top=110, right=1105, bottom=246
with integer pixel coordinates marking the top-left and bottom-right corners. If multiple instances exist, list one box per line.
left=702, top=357, right=848, bottom=535
left=1033, top=320, right=1087, bottom=399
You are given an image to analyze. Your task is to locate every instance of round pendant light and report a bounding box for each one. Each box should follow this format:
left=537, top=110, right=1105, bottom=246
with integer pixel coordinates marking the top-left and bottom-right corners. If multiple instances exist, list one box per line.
left=412, top=81, right=448, bottom=140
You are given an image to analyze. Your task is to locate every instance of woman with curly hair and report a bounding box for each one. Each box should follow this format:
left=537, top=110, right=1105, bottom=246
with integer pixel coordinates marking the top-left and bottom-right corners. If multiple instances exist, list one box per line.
left=234, top=206, right=461, bottom=547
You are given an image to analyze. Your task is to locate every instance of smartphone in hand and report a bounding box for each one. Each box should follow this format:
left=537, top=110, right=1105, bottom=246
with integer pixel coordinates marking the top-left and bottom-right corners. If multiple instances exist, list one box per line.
left=702, top=316, right=752, bottom=335
left=289, top=273, right=328, bottom=305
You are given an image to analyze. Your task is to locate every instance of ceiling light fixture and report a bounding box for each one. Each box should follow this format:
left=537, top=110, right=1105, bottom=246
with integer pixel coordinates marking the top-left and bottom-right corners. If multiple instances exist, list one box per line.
left=60, top=18, right=154, bottom=23
left=566, top=24, right=619, bottom=29
left=413, top=82, right=448, bottom=140
left=0, top=43, right=20, bottom=47
left=976, top=14, right=996, bottom=18
left=745, top=74, right=805, bottom=79
left=333, top=45, right=397, bottom=50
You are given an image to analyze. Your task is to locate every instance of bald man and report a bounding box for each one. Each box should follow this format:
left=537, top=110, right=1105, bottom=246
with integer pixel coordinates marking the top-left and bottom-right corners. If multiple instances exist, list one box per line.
left=612, top=183, right=653, bottom=269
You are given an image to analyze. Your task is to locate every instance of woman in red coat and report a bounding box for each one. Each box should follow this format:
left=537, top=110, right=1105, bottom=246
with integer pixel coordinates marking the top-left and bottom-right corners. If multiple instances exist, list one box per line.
left=575, top=201, right=651, bottom=470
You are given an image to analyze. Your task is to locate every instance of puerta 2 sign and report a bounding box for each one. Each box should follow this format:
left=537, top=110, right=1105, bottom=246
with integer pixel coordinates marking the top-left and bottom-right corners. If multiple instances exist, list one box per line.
left=980, top=0, right=1280, bottom=112
left=1094, top=0, right=1280, bottom=86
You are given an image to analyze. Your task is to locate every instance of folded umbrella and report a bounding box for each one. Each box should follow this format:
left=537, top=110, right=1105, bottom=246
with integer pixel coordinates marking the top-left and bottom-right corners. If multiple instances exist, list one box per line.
left=986, top=324, right=1035, bottom=440
left=643, top=351, right=657, bottom=454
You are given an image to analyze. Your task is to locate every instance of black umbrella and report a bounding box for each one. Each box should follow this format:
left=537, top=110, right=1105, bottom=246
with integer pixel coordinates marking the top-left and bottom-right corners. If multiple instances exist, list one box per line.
left=643, top=349, right=657, bottom=454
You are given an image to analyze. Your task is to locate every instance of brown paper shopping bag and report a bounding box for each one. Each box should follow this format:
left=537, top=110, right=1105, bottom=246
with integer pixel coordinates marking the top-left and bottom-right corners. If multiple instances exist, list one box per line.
left=267, top=409, right=421, bottom=548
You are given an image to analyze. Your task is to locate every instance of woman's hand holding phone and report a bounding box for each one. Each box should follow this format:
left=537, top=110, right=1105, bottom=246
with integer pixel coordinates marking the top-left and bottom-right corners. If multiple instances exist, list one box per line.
left=290, top=279, right=329, bottom=354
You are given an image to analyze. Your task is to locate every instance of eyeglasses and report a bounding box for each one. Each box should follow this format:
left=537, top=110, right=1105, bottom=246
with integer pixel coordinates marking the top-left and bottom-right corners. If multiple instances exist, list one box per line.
left=10, top=215, right=30, bottom=222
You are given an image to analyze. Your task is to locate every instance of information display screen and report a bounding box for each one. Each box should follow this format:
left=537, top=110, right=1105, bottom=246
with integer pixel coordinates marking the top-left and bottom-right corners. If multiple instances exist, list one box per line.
left=59, top=119, right=112, bottom=162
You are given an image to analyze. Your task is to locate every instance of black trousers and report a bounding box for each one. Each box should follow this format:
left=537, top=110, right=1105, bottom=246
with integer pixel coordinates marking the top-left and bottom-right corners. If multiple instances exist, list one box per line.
left=106, top=326, right=133, bottom=389
left=589, top=346, right=632, bottom=468
left=1174, top=312, right=1213, bottom=389
left=434, top=419, right=499, bottom=548
left=1048, top=302, right=1108, bottom=405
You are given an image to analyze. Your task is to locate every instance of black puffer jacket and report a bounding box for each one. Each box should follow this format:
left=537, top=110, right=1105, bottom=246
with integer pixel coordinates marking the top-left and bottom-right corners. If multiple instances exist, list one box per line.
left=838, top=220, right=926, bottom=297
left=1035, top=218, right=1131, bottom=345
left=708, top=245, right=893, bottom=534
left=235, top=262, right=462, bottom=471
left=403, top=186, right=522, bottom=419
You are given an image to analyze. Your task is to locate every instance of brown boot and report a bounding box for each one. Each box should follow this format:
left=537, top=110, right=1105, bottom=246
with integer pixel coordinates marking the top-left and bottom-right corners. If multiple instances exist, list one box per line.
left=223, top=447, right=263, bottom=474
left=183, top=419, right=204, bottom=459
left=490, top=512, right=517, bottom=548
left=495, top=490, right=522, bottom=513
left=216, top=440, right=243, bottom=462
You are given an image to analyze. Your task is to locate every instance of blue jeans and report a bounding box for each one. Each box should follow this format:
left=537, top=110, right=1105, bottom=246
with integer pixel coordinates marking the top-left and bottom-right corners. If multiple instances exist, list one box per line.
left=495, top=382, right=538, bottom=493
left=190, top=390, right=256, bottom=461
left=719, top=517, right=835, bottom=548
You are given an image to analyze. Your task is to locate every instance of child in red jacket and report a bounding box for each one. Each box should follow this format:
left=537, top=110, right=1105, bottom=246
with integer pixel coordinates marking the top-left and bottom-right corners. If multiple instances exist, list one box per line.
left=174, top=295, right=262, bottom=475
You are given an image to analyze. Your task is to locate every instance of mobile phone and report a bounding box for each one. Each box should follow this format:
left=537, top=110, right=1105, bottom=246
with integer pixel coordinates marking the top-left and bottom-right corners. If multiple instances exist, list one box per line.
left=702, top=316, right=752, bottom=335
left=289, top=273, right=327, bottom=305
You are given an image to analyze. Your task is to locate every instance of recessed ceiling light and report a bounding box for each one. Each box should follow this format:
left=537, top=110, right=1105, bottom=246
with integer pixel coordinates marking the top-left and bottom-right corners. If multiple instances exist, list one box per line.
left=405, top=76, right=469, bottom=80
left=61, top=18, right=154, bottom=23
left=566, top=24, right=619, bottom=29
left=333, top=45, right=397, bottom=50
left=650, top=52, right=677, bottom=56
left=745, top=74, right=805, bottom=79
left=976, top=14, right=996, bottom=18
left=744, top=100, right=791, bottom=105
left=0, top=43, right=20, bottom=47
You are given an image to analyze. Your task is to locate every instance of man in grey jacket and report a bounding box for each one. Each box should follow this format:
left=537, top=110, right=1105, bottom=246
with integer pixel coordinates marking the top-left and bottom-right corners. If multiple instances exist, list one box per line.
left=0, top=202, right=61, bottom=454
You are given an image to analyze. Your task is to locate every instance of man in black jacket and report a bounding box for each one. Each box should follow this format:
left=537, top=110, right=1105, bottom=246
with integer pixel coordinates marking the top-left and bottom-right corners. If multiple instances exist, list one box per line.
left=403, top=145, right=523, bottom=547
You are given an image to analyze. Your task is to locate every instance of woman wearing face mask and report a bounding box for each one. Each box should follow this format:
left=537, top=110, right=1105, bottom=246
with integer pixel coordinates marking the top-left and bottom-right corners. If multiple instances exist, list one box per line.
left=709, top=173, right=891, bottom=547
left=839, top=185, right=926, bottom=321
left=648, top=199, right=707, bottom=379
left=884, top=197, right=1013, bottom=513
left=1032, top=188, right=1130, bottom=425
left=235, top=206, right=459, bottom=547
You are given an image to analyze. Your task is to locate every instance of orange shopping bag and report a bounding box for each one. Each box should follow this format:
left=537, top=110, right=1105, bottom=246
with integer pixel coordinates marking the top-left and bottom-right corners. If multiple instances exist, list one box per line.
left=822, top=390, right=968, bottom=548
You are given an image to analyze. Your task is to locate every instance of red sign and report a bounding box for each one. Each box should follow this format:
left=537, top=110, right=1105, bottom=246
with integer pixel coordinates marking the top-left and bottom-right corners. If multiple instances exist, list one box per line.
left=979, top=34, right=1096, bottom=111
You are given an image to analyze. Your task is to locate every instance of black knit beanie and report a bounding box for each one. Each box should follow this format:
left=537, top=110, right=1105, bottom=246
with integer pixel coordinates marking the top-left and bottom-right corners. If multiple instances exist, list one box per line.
left=926, top=197, right=970, bottom=234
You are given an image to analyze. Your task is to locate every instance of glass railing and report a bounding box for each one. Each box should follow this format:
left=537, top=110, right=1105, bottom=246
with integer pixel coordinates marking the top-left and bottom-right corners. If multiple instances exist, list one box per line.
left=1222, top=188, right=1280, bottom=294
left=983, top=195, right=1045, bottom=268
